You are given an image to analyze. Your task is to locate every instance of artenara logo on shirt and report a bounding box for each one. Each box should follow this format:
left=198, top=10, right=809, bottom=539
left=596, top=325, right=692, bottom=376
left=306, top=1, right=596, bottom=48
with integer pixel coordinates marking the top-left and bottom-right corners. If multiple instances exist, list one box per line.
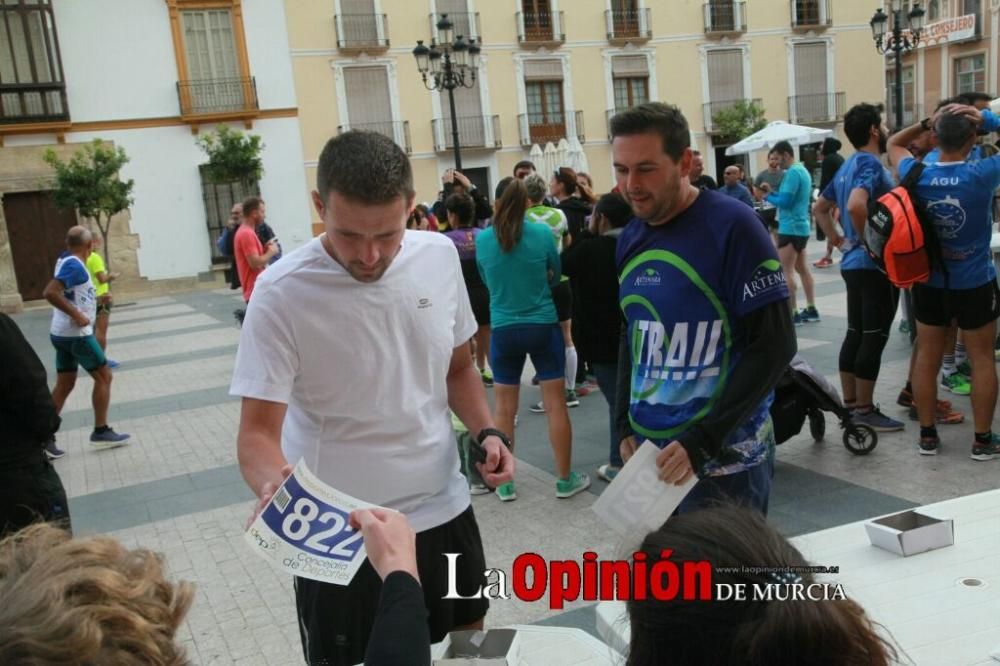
left=742, top=260, right=786, bottom=302
left=634, top=268, right=662, bottom=287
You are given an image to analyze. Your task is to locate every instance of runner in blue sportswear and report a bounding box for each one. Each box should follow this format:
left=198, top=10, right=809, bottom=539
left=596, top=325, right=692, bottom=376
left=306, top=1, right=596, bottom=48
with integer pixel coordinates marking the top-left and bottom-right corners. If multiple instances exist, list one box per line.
left=813, top=103, right=904, bottom=434
left=609, top=103, right=797, bottom=515
left=888, top=104, right=1000, bottom=461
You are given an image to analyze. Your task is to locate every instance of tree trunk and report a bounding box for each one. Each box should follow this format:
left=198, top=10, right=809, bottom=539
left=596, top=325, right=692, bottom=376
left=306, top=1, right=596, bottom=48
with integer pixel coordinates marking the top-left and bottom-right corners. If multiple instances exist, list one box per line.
left=96, top=213, right=112, bottom=273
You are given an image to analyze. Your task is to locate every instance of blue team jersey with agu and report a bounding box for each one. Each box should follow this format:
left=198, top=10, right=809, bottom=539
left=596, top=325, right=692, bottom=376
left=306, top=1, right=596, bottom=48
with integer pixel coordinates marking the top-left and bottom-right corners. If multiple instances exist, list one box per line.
left=617, top=189, right=790, bottom=476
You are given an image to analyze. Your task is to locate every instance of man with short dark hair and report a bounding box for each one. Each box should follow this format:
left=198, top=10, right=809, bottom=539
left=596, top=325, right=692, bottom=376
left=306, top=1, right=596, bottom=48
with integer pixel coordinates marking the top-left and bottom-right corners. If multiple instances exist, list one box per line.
left=813, top=103, right=904, bottom=433
left=609, top=102, right=796, bottom=515
left=689, top=150, right=717, bottom=190
left=888, top=105, right=1000, bottom=460
left=513, top=160, right=535, bottom=180
left=761, top=140, right=819, bottom=325
left=231, top=130, right=514, bottom=666
left=233, top=196, right=278, bottom=303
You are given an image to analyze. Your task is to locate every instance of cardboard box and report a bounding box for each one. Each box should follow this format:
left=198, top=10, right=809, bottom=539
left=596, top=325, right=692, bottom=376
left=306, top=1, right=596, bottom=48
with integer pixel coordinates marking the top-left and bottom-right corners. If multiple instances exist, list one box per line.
left=865, top=510, right=954, bottom=557
left=433, top=629, right=520, bottom=666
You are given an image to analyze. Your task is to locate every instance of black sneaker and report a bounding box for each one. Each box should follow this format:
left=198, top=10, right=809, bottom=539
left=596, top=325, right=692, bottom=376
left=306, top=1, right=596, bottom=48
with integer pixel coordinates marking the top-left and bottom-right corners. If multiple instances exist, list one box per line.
left=44, top=438, right=66, bottom=460
left=233, top=308, right=246, bottom=326
left=918, top=436, right=940, bottom=456
left=971, top=434, right=1000, bottom=462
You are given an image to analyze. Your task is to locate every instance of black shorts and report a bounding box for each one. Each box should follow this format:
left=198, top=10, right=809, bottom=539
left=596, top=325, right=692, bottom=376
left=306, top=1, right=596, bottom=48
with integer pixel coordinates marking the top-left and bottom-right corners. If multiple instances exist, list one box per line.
left=777, top=234, right=809, bottom=252
left=468, top=284, right=490, bottom=327
left=551, top=280, right=572, bottom=322
left=0, top=452, right=71, bottom=538
left=912, top=281, right=1000, bottom=330
left=294, top=505, right=488, bottom=666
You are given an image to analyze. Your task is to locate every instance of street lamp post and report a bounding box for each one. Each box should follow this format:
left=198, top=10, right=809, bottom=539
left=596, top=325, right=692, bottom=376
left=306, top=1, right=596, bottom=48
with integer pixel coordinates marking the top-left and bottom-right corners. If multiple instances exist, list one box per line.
left=413, top=15, right=481, bottom=171
left=870, top=2, right=926, bottom=130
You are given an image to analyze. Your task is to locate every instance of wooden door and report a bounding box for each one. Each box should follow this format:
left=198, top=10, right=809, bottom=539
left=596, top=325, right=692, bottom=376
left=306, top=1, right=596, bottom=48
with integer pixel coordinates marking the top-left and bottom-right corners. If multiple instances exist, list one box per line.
left=612, top=0, right=639, bottom=36
left=4, top=191, right=78, bottom=302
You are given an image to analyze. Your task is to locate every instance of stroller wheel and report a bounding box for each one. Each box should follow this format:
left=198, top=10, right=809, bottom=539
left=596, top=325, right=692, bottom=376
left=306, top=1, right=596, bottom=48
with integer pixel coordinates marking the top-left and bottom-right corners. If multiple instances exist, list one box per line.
left=808, top=409, right=826, bottom=442
left=843, top=423, right=877, bottom=455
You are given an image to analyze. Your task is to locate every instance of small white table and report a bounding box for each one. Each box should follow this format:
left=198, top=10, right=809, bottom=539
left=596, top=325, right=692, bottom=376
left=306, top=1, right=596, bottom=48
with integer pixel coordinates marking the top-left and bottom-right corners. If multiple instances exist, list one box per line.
left=597, top=490, right=1000, bottom=666
left=431, top=625, right=623, bottom=666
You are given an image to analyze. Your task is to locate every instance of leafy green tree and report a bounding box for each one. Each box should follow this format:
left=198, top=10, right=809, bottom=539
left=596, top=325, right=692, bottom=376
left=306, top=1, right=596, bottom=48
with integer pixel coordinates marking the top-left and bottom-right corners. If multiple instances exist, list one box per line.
left=196, top=124, right=264, bottom=188
left=43, top=140, right=135, bottom=271
left=712, top=100, right=768, bottom=142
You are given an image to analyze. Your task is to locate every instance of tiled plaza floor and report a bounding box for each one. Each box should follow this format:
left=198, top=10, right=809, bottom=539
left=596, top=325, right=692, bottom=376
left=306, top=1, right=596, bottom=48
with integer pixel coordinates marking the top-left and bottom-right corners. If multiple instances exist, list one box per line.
left=10, top=238, right=999, bottom=665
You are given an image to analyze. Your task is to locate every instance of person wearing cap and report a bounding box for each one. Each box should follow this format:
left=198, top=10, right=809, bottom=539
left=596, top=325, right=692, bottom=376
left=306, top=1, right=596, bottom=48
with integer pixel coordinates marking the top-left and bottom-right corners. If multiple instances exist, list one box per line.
left=813, top=137, right=844, bottom=269
left=560, top=193, right=633, bottom=483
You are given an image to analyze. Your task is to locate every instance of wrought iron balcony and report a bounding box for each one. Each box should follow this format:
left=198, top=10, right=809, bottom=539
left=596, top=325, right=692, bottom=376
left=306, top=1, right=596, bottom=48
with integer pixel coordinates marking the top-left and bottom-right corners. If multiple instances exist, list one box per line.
left=787, top=92, right=846, bottom=124
left=0, top=82, right=69, bottom=125
left=177, top=77, right=259, bottom=117
left=334, top=13, right=390, bottom=51
left=516, top=10, right=565, bottom=46
left=791, top=0, right=831, bottom=30
left=432, top=115, right=501, bottom=152
left=606, top=8, right=651, bottom=43
left=703, top=98, right=762, bottom=134
left=518, top=109, right=584, bottom=147
left=337, top=120, right=411, bottom=154
left=704, top=1, right=746, bottom=34
left=431, top=12, right=480, bottom=42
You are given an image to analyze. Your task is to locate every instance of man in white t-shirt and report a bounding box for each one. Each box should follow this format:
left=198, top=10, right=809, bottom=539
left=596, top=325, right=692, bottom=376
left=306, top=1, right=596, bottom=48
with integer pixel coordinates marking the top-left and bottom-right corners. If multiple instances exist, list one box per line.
left=230, top=131, right=514, bottom=666
left=43, top=226, right=131, bottom=451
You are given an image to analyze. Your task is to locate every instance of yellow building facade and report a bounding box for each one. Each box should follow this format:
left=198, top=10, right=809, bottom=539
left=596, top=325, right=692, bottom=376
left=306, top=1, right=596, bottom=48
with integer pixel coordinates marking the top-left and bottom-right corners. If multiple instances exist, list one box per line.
left=286, top=0, right=887, bottom=227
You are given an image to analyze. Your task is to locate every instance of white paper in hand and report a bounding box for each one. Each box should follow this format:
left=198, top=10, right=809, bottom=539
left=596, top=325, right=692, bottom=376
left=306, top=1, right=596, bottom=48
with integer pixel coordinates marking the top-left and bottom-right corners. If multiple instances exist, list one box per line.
left=592, top=440, right=698, bottom=535
left=244, top=459, right=379, bottom=585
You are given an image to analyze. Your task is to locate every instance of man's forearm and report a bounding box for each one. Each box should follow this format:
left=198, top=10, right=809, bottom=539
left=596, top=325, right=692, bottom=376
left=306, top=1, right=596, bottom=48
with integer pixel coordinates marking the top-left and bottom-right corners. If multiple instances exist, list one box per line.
left=45, top=290, right=81, bottom=320
left=237, top=432, right=289, bottom=497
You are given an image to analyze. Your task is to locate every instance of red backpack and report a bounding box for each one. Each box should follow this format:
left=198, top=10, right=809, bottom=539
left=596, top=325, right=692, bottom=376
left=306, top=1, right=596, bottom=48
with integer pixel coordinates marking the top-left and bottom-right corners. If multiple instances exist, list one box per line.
left=864, top=162, right=945, bottom=288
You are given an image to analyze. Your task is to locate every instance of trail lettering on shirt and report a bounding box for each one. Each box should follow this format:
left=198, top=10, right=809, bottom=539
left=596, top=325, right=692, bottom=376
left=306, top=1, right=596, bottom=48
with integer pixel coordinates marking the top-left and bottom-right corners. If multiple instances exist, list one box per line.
left=633, top=319, right=723, bottom=381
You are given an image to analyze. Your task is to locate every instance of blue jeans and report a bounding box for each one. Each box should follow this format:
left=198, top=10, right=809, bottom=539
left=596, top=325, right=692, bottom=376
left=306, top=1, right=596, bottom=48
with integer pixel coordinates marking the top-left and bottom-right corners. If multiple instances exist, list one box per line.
left=591, top=362, right=622, bottom=467
left=676, top=451, right=775, bottom=516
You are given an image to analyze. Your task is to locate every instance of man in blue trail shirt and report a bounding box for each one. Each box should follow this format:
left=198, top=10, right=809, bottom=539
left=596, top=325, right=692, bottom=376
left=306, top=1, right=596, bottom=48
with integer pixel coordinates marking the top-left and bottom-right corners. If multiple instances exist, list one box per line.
left=610, top=103, right=797, bottom=514
left=813, top=103, right=905, bottom=434
left=888, top=104, right=1000, bottom=461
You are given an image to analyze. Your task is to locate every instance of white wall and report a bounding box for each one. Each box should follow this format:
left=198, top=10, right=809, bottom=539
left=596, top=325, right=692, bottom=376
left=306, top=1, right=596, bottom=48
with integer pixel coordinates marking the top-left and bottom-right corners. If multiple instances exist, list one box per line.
left=243, top=0, right=298, bottom=109
left=54, top=0, right=179, bottom=121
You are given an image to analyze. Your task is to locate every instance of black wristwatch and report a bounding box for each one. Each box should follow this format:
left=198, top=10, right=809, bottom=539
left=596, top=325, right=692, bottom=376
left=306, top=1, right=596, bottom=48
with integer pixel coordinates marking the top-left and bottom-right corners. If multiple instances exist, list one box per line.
left=477, top=428, right=511, bottom=449
left=920, top=117, right=932, bottom=131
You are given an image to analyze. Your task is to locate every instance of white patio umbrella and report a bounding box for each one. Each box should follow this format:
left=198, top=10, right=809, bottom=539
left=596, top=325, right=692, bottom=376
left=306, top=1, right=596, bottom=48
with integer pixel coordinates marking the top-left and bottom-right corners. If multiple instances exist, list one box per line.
left=725, top=120, right=834, bottom=156
left=565, top=136, right=590, bottom=174
left=540, top=142, right=560, bottom=177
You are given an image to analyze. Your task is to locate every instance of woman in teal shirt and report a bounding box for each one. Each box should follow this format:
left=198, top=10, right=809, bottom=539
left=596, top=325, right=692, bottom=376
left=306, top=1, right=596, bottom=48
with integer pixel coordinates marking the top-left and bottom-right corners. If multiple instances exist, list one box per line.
left=475, top=179, right=590, bottom=502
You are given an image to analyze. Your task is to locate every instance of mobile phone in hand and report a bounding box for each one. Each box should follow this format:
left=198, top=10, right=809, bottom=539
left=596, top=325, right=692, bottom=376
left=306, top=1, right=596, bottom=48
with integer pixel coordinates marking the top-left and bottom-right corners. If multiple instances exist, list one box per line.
left=467, top=438, right=493, bottom=490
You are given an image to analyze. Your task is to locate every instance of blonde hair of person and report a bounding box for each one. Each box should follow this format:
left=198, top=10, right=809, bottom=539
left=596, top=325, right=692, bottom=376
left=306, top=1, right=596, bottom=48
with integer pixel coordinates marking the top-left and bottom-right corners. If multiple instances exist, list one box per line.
left=0, top=523, right=195, bottom=666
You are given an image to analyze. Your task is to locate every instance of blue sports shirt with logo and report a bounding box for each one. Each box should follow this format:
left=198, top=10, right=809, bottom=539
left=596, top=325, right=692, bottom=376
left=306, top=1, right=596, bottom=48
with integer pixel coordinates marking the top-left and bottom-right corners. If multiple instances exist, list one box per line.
left=616, top=189, right=790, bottom=476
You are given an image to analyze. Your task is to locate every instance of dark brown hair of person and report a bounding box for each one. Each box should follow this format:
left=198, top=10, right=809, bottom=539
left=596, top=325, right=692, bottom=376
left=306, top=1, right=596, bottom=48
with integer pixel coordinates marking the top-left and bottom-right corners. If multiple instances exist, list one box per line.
left=493, top=178, right=528, bottom=253
left=627, top=505, right=898, bottom=666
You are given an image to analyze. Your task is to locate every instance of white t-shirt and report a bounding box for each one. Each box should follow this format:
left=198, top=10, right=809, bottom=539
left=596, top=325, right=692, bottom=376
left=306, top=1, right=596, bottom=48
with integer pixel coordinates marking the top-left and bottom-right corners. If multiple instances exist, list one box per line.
left=49, top=255, right=96, bottom=338
left=229, top=231, right=478, bottom=532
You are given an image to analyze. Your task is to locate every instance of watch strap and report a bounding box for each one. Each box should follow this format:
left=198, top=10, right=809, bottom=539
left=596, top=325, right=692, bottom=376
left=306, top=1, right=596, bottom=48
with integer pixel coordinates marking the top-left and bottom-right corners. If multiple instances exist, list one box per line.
left=477, top=427, right=511, bottom=448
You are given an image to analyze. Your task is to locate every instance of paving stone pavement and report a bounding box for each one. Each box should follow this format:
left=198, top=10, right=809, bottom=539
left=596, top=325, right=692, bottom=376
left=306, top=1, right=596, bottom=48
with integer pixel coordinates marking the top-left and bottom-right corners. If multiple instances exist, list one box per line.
left=9, top=238, right=999, bottom=665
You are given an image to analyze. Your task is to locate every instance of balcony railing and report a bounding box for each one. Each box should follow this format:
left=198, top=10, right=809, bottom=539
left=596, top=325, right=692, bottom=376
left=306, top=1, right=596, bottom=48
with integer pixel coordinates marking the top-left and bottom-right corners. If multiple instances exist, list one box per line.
left=518, top=109, right=584, bottom=146
left=704, top=2, right=746, bottom=34
left=791, top=0, right=831, bottom=29
left=788, top=92, right=846, bottom=123
left=606, top=8, right=652, bottom=43
left=177, top=77, right=259, bottom=117
left=335, top=13, right=389, bottom=50
left=432, top=115, right=501, bottom=152
left=703, top=98, right=762, bottom=134
left=431, top=12, right=480, bottom=41
left=0, top=82, right=69, bottom=124
left=516, top=11, right=565, bottom=45
left=337, top=120, right=411, bottom=154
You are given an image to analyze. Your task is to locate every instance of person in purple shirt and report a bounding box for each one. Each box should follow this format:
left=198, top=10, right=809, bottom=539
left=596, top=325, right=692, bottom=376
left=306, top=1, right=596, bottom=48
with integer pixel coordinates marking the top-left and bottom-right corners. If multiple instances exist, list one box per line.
left=442, top=193, right=493, bottom=385
left=719, top=165, right=755, bottom=207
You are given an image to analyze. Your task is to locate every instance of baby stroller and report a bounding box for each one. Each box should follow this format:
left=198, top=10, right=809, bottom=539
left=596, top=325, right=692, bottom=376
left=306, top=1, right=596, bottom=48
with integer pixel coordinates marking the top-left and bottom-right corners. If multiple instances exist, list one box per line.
left=770, top=356, right=877, bottom=455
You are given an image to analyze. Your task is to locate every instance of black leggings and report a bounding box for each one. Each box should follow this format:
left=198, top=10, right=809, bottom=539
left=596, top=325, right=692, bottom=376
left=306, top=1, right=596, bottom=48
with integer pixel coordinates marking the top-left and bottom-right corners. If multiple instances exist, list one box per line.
left=839, top=270, right=899, bottom=381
